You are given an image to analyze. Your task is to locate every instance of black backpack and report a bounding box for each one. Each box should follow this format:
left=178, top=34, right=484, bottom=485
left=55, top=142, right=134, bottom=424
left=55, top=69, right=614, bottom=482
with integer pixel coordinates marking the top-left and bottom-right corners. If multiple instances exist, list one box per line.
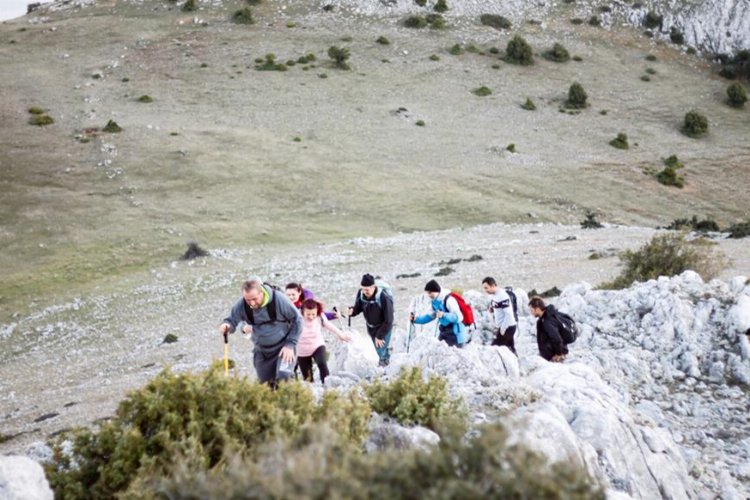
left=505, top=287, right=519, bottom=322
left=550, top=308, right=578, bottom=344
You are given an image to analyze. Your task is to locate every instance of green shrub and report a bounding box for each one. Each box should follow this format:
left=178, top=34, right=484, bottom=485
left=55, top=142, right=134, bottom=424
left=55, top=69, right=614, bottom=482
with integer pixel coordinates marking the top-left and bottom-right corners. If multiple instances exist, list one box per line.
left=687, top=46, right=696, bottom=55
left=46, top=368, right=371, bottom=499
left=643, top=10, right=662, bottom=29
left=256, top=53, right=287, bottom=71
left=489, top=46, right=500, bottom=54
left=327, top=46, right=351, bottom=70
left=429, top=54, right=440, bottom=61
left=473, top=86, right=492, bottom=96
left=543, top=43, right=570, bottom=62
left=480, top=14, right=511, bottom=30
left=506, top=143, right=516, bottom=153
left=157, top=422, right=603, bottom=500
left=640, top=74, right=651, bottom=82
left=670, top=27, right=684, bottom=45
left=246, top=0, right=263, bottom=4
left=717, top=50, right=750, bottom=80
left=666, top=216, right=720, bottom=232
left=364, top=366, right=463, bottom=432
left=588, top=15, right=601, bottom=27
left=137, top=95, right=153, bottom=103
left=521, top=97, right=536, bottom=110
left=182, top=0, right=197, bottom=12
left=426, top=13, right=446, bottom=29
left=570, top=18, right=584, bottom=25
left=645, top=54, right=657, bottom=61
left=505, top=35, right=533, bottom=65
left=645, top=67, right=656, bottom=75
left=581, top=212, right=603, bottom=229
left=376, top=35, right=390, bottom=45
left=528, top=286, right=562, bottom=298
left=231, top=7, right=254, bottom=24
left=415, top=120, right=425, bottom=127
left=572, top=55, right=583, bottom=62
left=727, top=81, right=747, bottom=108
left=609, top=132, right=629, bottom=149
left=681, top=110, right=708, bottom=138
left=404, top=15, right=428, bottom=28
left=162, top=333, right=178, bottom=343
left=727, top=221, right=750, bottom=238
left=415, top=0, right=427, bottom=5
left=655, top=154, right=685, bottom=188
left=28, top=106, right=44, bottom=115
left=434, top=0, right=448, bottom=13
left=566, top=82, right=588, bottom=109
left=599, top=5, right=611, bottom=12
left=29, top=114, right=54, bottom=126
left=466, top=43, right=480, bottom=53
left=601, top=233, right=727, bottom=289
left=103, top=120, right=122, bottom=133
left=449, top=43, right=463, bottom=55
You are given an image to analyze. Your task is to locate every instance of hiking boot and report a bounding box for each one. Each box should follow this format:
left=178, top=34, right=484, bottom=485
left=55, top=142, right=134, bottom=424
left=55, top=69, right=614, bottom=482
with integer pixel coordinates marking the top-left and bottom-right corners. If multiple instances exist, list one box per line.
left=378, top=358, right=390, bottom=367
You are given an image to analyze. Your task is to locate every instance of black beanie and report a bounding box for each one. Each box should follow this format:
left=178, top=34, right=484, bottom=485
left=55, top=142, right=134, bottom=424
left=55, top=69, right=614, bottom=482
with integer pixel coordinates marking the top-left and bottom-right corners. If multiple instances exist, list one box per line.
left=424, top=280, right=441, bottom=293
left=361, top=273, right=375, bottom=286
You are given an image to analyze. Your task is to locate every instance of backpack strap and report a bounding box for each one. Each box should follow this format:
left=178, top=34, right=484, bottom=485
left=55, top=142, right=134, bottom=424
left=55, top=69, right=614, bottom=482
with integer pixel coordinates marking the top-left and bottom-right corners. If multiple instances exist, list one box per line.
left=244, top=286, right=277, bottom=325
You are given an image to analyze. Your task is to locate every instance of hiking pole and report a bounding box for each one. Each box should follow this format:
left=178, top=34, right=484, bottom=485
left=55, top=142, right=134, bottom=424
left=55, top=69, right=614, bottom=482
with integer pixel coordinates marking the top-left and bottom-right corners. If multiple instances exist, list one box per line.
left=406, top=320, right=415, bottom=354
left=333, top=307, right=347, bottom=331
left=223, top=331, right=229, bottom=376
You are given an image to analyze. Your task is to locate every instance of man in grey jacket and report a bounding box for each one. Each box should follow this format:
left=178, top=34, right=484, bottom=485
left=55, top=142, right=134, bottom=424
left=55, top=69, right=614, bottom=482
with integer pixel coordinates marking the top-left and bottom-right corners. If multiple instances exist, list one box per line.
left=219, top=278, right=303, bottom=385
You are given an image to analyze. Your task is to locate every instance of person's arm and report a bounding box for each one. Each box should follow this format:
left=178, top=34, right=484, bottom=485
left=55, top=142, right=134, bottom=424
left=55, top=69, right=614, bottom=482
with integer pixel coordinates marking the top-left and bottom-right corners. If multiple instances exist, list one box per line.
left=543, top=317, right=565, bottom=356
left=322, top=316, right=351, bottom=341
left=220, top=299, right=245, bottom=334
left=414, top=311, right=435, bottom=324
left=374, top=293, right=394, bottom=339
left=349, top=292, right=363, bottom=317
left=441, top=296, right=463, bottom=325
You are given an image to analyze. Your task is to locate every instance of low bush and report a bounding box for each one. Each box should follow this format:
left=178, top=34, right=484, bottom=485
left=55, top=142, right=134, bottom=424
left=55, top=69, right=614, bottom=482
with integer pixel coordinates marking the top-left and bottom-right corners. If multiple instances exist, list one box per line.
left=528, top=286, right=562, bottom=298
left=656, top=154, right=685, bottom=188
left=103, top=120, right=122, bottom=133
left=681, top=110, right=708, bottom=138
left=566, top=82, right=588, bottom=109
left=581, top=212, right=604, bottom=229
left=429, top=54, right=440, bottom=61
left=404, top=15, right=428, bottom=28
left=643, top=10, right=662, bottom=29
left=601, top=233, right=727, bottom=289
left=328, top=45, right=351, bottom=70
left=543, top=43, right=570, bottom=62
left=376, top=35, right=390, bottom=45
left=29, top=114, right=54, bottom=126
left=157, top=422, right=603, bottom=499
left=570, top=18, right=584, bottom=25
left=28, top=106, right=44, bottom=114
left=182, top=0, right=197, bottom=12
left=645, top=54, right=657, bottom=61
left=46, top=367, right=372, bottom=499
left=256, top=53, right=287, bottom=71
left=231, top=7, right=254, bottom=24
left=365, top=366, right=464, bottom=432
left=521, top=97, right=536, bottom=110
left=665, top=216, right=720, bottom=233
left=670, top=27, right=684, bottom=45
left=425, top=13, right=446, bottom=29
left=506, top=143, right=516, bottom=153
left=137, top=95, right=153, bottom=103
left=609, top=132, right=629, bottom=149
left=480, top=14, right=511, bottom=30
left=727, top=221, right=750, bottom=238
left=473, top=86, right=492, bottom=96
left=717, top=50, right=750, bottom=80
left=415, top=0, right=427, bottom=5
left=588, top=15, right=601, bottom=27
left=505, top=35, right=533, bottom=65
left=727, top=82, right=747, bottom=108
left=449, top=43, right=463, bottom=55
left=246, top=0, right=263, bottom=4
left=416, top=120, right=425, bottom=127
left=434, top=0, right=448, bottom=13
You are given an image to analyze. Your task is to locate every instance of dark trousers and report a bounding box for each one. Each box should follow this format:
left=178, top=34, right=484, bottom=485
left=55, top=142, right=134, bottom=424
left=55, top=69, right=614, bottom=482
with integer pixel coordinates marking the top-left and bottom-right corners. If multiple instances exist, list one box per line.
left=438, top=325, right=460, bottom=347
left=492, top=325, right=517, bottom=355
left=297, top=345, right=329, bottom=384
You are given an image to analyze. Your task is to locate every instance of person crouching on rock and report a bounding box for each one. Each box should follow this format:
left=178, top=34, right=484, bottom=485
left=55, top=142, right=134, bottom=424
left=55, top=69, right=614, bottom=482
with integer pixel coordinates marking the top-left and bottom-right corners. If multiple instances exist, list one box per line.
left=409, top=280, right=468, bottom=347
left=298, top=298, right=351, bottom=383
left=528, top=296, right=567, bottom=362
left=348, top=273, right=394, bottom=367
left=218, top=277, right=302, bottom=386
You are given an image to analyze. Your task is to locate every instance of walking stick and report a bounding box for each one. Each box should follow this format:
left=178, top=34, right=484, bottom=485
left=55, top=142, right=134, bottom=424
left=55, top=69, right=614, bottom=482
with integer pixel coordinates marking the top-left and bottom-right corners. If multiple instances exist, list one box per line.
left=223, top=331, right=229, bottom=376
left=333, top=307, right=346, bottom=330
left=406, top=320, right=415, bottom=353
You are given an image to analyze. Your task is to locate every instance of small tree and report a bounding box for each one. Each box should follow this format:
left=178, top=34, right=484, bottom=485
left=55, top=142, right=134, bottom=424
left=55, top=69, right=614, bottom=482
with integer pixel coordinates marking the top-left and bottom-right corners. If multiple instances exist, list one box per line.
left=182, top=0, right=197, bottom=12
left=609, top=132, right=629, bottom=149
left=656, top=155, right=685, bottom=188
left=543, top=43, right=570, bottom=63
left=727, top=82, right=747, bottom=108
left=643, top=10, right=662, bottom=29
left=480, top=14, right=511, bottom=30
left=670, top=27, right=684, bottom=45
left=328, top=46, right=351, bottom=70
left=434, top=0, right=448, bottom=13
left=681, top=110, right=708, bottom=138
left=581, top=212, right=604, bottom=229
left=505, top=35, right=533, bottom=65
left=521, top=97, right=536, bottom=111
left=403, top=15, right=428, bottom=28
left=232, top=7, right=254, bottom=24
left=566, top=82, right=588, bottom=109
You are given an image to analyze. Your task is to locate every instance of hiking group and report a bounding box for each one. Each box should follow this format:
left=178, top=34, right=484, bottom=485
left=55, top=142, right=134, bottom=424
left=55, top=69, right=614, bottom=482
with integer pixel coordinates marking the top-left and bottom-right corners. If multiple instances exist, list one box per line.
left=218, top=273, right=577, bottom=387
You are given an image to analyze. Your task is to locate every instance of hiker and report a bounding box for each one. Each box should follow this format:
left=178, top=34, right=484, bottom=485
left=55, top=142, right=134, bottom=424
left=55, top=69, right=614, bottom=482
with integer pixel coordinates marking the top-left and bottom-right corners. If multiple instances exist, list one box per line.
left=298, top=298, right=352, bottom=383
left=219, top=278, right=303, bottom=385
left=528, top=296, right=568, bottom=362
left=410, top=280, right=468, bottom=347
left=481, top=276, right=518, bottom=354
left=347, top=273, right=394, bottom=367
left=284, top=282, right=339, bottom=320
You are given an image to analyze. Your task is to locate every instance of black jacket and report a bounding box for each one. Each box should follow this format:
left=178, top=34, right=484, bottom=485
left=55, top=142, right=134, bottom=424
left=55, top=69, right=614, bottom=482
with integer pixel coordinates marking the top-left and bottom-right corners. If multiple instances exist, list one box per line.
left=536, top=305, right=568, bottom=361
left=351, top=287, right=394, bottom=339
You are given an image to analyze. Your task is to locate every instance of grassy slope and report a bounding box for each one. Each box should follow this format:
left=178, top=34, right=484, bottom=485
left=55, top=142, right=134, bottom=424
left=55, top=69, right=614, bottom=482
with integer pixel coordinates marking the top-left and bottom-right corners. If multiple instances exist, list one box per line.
left=0, top=0, right=748, bottom=320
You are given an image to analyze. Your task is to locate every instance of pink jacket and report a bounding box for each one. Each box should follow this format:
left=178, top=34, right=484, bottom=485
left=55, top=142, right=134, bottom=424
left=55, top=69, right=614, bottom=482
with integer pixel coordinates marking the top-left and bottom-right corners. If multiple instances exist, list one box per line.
left=298, top=315, right=344, bottom=357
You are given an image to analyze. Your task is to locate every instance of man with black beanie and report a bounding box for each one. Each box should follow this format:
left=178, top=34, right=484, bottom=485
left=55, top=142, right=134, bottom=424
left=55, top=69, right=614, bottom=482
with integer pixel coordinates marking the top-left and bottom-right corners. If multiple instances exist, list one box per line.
left=348, top=273, right=394, bottom=366
left=409, top=279, right=469, bottom=347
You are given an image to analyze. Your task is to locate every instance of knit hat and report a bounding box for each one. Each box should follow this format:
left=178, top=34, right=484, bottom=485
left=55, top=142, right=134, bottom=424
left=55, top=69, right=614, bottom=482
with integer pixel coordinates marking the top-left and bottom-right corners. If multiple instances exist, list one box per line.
left=361, top=273, right=375, bottom=287
left=424, top=279, right=441, bottom=293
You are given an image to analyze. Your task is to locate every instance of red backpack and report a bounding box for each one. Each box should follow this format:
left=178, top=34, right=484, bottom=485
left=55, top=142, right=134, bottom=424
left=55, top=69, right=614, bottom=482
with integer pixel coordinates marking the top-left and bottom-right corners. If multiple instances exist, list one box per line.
left=443, top=292, right=475, bottom=327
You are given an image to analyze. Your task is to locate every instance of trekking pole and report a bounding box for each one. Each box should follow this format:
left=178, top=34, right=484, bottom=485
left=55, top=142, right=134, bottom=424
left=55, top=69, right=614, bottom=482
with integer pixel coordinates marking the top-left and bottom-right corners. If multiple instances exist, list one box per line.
left=333, top=306, right=346, bottom=330
left=223, top=331, right=229, bottom=376
left=406, top=320, right=415, bottom=354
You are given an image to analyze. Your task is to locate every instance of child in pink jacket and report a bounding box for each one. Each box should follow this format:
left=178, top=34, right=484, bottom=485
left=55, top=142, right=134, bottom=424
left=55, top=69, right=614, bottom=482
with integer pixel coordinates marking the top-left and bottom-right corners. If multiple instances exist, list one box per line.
left=298, top=298, right=351, bottom=383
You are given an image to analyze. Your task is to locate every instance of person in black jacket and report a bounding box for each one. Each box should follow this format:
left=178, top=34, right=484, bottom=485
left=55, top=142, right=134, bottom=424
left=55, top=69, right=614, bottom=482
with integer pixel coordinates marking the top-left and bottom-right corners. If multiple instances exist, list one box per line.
left=528, top=296, right=568, bottom=362
left=348, top=273, right=394, bottom=366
